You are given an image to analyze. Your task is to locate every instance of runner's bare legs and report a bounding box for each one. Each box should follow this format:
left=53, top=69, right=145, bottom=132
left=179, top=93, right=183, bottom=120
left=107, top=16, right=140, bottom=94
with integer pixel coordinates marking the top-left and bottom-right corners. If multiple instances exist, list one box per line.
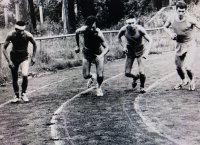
left=95, top=55, right=104, bottom=89
left=21, top=60, right=29, bottom=98
left=124, top=57, right=139, bottom=88
left=137, top=57, right=146, bottom=93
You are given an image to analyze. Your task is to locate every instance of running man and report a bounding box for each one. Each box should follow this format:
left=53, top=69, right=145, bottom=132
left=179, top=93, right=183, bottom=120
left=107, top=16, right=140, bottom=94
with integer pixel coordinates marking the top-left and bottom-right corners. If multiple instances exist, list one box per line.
left=117, top=18, right=153, bottom=93
left=164, top=1, right=200, bottom=90
left=75, top=16, right=109, bottom=96
left=3, top=21, right=37, bottom=103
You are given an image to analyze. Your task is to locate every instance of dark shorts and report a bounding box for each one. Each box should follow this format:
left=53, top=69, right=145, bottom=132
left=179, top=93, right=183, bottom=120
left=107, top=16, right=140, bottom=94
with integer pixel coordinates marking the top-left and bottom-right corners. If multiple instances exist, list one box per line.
left=10, top=51, right=29, bottom=65
left=126, top=44, right=145, bottom=59
left=82, top=47, right=101, bottom=62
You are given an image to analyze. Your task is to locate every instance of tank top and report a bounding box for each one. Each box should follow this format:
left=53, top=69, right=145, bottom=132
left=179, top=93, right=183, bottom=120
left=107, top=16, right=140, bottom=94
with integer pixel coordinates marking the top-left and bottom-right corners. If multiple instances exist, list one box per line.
left=10, top=31, right=30, bottom=54
left=83, top=29, right=103, bottom=54
left=9, top=31, right=30, bottom=63
left=172, top=16, right=194, bottom=43
left=124, top=28, right=143, bottom=47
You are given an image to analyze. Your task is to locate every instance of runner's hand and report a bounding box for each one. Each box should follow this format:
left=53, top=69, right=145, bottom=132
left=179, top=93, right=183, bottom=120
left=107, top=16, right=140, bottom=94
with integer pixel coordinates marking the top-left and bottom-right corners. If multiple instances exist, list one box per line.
left=75, top=46, right=80, bottom=53
left=170, top=33, right=177, bottom=40
left=30, top=58, right=36, bottom=66
left=95, top=54, right=104, bottom=63
left=142, top=52, right=148, bottom=59
left=123, top=48, right=128, bottom=54
left=8, top=60, right=15, bottom=69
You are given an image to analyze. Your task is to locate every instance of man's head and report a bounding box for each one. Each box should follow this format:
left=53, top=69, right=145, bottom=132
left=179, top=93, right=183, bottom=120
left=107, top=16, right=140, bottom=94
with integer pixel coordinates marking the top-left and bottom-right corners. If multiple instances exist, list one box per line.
left=15, top=21, right=26, bottom=35
left=176, top=1, right=187, bottom=19
left=85, top=16, right=97, bottom=31
left=126, top=18, right=137, bottom=31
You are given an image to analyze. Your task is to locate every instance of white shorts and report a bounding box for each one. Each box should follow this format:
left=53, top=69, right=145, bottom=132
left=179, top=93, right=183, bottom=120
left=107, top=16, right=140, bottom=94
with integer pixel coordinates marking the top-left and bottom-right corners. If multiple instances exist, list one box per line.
left=175, top=39, right=196, bottom=56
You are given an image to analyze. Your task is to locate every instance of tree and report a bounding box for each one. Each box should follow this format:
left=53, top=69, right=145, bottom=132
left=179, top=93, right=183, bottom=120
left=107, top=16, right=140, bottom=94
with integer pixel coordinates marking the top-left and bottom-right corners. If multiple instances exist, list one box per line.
left=76, top=0, right=96, bottom=19
left=20, top=0, right=29, bottom=22
left=106, top=0, right=124, bottom=25
left=28, top=0, right=37, bottom=31
left=62, top=0, right=75, bottom=33
left=67, top=0, right=75, bottom=33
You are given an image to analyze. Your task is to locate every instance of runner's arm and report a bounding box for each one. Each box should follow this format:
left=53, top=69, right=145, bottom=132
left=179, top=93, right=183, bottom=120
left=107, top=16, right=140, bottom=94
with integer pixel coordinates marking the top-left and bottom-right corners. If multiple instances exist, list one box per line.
left=29, top=36, right=37, bottom=58
left=3, top=34, right=14, bottom=68
left=164, top=16, right=177, bottom=40
left=117, top=26, right=126, bottom=48
left=75, top=26, right=87, bottom=53
left=29, top=36, right=37, bottom=65
left=188, top=16, right=200, bottom=29
left=99, top=31, right=109, bottom=57
left=140, top=27, right=153, bottom=56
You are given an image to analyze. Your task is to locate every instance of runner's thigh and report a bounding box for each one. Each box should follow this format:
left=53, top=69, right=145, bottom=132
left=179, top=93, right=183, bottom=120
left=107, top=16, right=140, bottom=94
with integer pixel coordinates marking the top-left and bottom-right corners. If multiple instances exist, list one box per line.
left=82, top=57, right=92, bottom=77
left=137, top=57, right=145, bottom=73
left=125, top=57, right=134, bottom=74
left=184, top=49, right=196, bottom=70
left=175, top=55, right=184, bottom=68
left=21, top=59, right=29, bottom=76
left=95, top=57, right=104, bottom=76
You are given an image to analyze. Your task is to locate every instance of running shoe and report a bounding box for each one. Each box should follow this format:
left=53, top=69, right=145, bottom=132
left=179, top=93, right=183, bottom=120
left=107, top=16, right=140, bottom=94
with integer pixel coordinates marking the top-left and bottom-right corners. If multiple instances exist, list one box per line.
left=132, top=74, right=140, bottom=88
left=97, top=88, right=103, bottom=96
left=189, top=81, right=195, bottom=91
left=173, top=81, right=188, bottom=90
left=11, top=96, right=20, bottom=103
left=21, top=93, right=29, bottom=102
left=140, top=87, right=146, bottom=94
left=87, top=74, right=97, bottom=88
left=87, top=78, right=93, bottom=88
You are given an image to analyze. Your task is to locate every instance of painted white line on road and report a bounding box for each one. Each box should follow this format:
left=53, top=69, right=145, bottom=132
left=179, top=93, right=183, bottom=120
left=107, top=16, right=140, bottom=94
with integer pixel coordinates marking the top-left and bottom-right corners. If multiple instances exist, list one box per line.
left=51, top=60, right=171, bottom=144
left=0, top=78, right=67, bottom=109
left=133, top=72, right=185, bottom=145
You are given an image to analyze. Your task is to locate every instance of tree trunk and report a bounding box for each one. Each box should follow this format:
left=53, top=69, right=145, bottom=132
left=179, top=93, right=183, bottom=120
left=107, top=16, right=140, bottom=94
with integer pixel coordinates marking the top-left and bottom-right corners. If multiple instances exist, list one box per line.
left=62, top=0, right=69, bottom=33
left=162, top=0, right=169, bottom=7
left=76, top=0, right=95, bottom=19
left=28, top=0, right=36, bottom=31
left=62, top=0, right=76, bottom=34
left=68, top=0, right=75, bottom=33
left=151, top=0, right=162, bottom=10
left=21, top=0, right=29, bottom=22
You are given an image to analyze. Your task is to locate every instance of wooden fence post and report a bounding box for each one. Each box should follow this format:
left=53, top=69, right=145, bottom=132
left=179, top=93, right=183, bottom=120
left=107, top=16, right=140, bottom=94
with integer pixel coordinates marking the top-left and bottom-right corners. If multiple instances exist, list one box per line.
left=4, top=6, right=8, bottom=28
left=15, top=1, right=20, bottom=21
left=0, top=44, right=2, bottom=68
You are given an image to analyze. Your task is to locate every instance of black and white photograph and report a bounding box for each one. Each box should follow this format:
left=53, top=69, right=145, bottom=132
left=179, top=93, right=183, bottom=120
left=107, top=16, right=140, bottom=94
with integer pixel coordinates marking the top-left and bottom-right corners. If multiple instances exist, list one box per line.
left=0, top=0, right=200, bottom=144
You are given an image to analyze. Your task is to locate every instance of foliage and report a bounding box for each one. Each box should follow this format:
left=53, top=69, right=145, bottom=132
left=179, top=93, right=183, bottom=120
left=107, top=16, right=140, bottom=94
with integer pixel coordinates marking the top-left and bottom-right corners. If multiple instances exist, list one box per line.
left=41, top=0, right=62, bottom=23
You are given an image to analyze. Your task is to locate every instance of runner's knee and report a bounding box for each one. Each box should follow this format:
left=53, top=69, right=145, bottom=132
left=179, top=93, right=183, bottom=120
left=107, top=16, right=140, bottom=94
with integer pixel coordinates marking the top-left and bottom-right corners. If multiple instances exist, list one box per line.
left=83, top=72, right=92, bottom=79
left=185, top=66, right=191, bottom=71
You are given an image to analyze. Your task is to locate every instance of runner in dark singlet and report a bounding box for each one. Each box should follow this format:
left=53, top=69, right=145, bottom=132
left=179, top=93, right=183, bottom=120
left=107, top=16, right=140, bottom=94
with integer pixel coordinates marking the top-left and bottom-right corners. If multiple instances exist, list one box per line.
left=3, top=21, right=37, bottom=103
left=117, top=18, right=153, bottom=93
left=75, top=16, right=109, bottom=96
left=164, top=1, right=200, bottom=90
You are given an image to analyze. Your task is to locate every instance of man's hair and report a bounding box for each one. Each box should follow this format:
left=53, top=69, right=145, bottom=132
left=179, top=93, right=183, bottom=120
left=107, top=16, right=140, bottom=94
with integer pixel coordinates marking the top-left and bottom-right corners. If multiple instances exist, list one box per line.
left=176, top=1, right=187, bottom=10
left=85, top=16, right=96, bottom=26
left=16, top=21, right=26, bottom=26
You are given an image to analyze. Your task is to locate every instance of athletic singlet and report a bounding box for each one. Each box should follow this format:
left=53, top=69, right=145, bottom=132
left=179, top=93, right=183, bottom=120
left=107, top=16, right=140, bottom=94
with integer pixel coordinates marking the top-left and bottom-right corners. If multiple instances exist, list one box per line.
left=172, top=17, right=194, bottom=43
left=124, top=28, right=143, bottom=47
left=8, top=30, right=31, bottom=63
left=124, top=27, right=145, bottom=57
left=83, top=29, right=103, bottom=54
